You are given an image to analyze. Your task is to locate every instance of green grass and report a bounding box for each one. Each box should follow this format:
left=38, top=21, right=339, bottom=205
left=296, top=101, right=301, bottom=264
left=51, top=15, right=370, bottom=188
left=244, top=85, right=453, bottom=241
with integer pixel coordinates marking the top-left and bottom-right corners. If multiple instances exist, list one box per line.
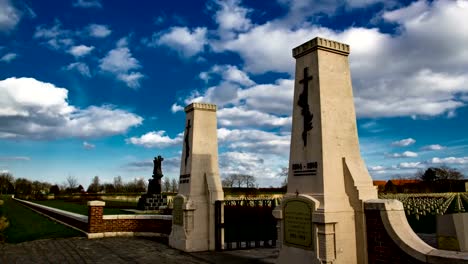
left=0, top=196, right=83, bottom=243
left=33, top=199, right=136, bottom=215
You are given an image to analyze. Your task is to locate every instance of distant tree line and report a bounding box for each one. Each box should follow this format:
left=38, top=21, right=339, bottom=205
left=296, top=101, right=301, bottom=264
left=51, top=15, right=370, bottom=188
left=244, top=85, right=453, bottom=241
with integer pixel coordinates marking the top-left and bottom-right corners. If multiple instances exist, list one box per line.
left=221, top=174, right=258, bottom=188
left=381, top=166, right=466, bottom=193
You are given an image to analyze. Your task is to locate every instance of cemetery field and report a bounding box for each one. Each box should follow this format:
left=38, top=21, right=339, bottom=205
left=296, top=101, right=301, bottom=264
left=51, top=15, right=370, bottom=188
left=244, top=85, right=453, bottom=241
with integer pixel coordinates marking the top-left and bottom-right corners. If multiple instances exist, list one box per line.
left=0, top=196, right=83, bottom=243
left=32, top=199, right=138, bottom=216
left=379, top=192, right=468, bottom=233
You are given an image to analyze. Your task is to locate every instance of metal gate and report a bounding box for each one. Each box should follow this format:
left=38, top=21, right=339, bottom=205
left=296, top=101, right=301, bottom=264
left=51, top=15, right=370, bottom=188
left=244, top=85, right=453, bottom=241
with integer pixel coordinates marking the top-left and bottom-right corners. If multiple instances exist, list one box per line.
left=215, top=199, right=277, bottom=251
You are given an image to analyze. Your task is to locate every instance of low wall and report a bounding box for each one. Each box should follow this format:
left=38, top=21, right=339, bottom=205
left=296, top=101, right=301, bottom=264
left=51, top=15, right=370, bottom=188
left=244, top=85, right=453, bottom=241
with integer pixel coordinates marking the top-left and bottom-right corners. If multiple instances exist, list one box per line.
left=14, top=198, right=172, bottom=239
left=365, top=199, right=468, bottom=264
left=88, top=201, right=172, bottom=236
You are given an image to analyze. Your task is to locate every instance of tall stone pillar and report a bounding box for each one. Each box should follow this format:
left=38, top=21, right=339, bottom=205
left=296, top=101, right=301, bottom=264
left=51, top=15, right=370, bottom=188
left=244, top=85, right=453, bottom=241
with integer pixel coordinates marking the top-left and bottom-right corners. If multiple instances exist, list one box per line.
left=169, top=103, right=224, bottom=252
left=275, top=37, right=378, bottom=264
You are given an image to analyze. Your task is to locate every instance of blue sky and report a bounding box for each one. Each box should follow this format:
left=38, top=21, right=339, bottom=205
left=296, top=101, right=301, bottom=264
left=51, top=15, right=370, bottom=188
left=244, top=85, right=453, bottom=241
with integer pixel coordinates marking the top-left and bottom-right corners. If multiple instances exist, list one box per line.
left=0, top=0, right=467, bottom=188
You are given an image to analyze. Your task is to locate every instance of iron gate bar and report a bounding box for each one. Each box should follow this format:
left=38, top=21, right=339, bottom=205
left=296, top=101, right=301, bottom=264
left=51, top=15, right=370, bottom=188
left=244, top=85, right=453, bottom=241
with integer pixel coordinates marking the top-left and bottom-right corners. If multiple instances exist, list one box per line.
left=214, top=199, right=277, bottom=251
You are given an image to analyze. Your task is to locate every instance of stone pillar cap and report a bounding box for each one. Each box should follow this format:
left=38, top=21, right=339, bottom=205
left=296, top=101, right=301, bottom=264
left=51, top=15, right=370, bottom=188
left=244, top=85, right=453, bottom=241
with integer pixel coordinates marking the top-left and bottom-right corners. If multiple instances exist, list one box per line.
left=87, top=200, right=106, bottom=206
left=293, top=37, right=350, bottom=58
left=184, top=103, right=217, bottom=113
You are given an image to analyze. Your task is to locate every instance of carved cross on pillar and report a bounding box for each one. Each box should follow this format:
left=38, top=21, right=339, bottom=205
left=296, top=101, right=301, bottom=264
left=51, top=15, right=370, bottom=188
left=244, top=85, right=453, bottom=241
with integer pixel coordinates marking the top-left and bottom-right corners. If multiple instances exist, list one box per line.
left=184, top=119, right=191, bottom=168
left=298, top=67, right=314, bottom=147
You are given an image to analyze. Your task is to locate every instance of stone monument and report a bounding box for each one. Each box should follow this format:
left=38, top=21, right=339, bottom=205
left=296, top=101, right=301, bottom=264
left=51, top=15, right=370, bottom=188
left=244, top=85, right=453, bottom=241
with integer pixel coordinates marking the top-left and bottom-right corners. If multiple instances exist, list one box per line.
left=137, top=155, right=168, bottom=210
left=274, top=37, right=378, bottom=264
left=169, top=103, right=224, bottom=252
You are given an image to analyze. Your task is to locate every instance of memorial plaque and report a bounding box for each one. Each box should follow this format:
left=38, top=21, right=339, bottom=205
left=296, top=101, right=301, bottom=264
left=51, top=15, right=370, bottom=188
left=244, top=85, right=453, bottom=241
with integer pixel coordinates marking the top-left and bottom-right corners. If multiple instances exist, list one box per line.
left=173, top=196, right=184, bottom=226
left=283, top=199, right=314, bottom=250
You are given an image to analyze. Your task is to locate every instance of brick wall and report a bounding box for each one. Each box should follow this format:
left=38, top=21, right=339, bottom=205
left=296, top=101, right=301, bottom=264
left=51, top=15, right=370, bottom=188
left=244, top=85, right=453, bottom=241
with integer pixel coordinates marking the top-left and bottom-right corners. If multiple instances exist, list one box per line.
left=87, top=202, right=172, bottom=235
left=365, top=209, right=424, bottom=264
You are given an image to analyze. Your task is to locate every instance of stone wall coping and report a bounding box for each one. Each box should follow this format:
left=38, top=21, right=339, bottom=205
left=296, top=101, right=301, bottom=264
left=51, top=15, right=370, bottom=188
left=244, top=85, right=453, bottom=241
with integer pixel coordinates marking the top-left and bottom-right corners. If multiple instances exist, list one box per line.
left=14, top=198, right=88, bottom=223
left=87, top=200, right=106, bottom=206
left=102, top=214, right=172, bottom=220
left=87, top=231, right=169, bottom=239
left=365, top=199, right=468, bottom=263
left=292, top=37, right=350, bottom=58
left=184, top=102, right=217, bottom=113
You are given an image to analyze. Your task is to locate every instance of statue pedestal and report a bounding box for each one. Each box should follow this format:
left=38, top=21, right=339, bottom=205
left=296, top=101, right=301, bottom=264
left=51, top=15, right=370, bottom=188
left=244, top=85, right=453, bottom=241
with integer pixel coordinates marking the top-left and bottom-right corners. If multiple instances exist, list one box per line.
left=137, top=193, right=167, bottom=211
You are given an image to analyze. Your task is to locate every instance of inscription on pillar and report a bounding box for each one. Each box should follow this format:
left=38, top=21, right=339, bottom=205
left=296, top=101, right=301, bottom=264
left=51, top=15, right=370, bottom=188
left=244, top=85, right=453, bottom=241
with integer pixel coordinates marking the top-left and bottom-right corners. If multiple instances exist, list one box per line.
left=173, top=196, right=184, bottom=226
left=283, top=199, right=314, bottom=250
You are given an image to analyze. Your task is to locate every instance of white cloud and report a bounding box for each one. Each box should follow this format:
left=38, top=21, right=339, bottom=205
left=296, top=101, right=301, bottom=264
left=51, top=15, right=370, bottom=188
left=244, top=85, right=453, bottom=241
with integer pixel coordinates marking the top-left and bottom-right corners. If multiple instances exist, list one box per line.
left=99, top=38, right=144, bottom=88
left=171, top=103, right=184, bottom=113
left=421, top=144, right=445, bottom=151
left=200, top=65, right=255, bottom=86
left=64, top=62, right=91, bottom=78
left=211, top=0, right=252, bottom=40
left=0, top=52, right=17, bottom=62
left=34, top=20, right=74, bottom=50
left=387, top=151, right=418, bottom=158
left=0, top=156, right=30, bottom=161
left=83, top=141, right=95, bottom=150
left=391, top=138, right=416, bottom=147
left=0, top=77, right=142, bottom=139
left=150, top=27, right=207, bottom=58
left=431, top=156, right=468, bottom=165
left=86, top=24, right=111, bottom=38
left=218, top=107, right=291, bottom=128
left=68, top=45, right=94, bottom=58
left=218, top=128, right=290, bottom=155
left=398, top=162, right=423, bottom=169
left=126, top=131, right=183, bottom=148
left=73, top=0, right=102, bottom=8
left=0, top=0, right=21, bottom=32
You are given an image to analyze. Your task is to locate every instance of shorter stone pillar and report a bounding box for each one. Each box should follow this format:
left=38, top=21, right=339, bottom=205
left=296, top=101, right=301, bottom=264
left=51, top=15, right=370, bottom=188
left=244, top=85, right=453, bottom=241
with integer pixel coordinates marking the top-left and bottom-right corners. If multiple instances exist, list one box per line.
left=88, top=200, right=105, bottom=233
left=169, top=103, right=224, bottom=252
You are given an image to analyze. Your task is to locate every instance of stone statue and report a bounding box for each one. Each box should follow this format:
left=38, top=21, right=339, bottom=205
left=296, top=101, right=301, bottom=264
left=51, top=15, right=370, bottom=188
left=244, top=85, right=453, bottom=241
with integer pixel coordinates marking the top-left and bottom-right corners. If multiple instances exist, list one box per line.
left=147, top=155, right=164, bottom=195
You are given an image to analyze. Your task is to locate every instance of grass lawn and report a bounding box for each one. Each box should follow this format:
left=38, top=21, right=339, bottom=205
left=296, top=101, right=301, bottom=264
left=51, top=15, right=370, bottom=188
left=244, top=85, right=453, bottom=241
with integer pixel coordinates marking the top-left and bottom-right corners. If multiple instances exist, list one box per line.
left=33, top=199, right=137, bottom=216
left=0, top=195, right=83, bottom=243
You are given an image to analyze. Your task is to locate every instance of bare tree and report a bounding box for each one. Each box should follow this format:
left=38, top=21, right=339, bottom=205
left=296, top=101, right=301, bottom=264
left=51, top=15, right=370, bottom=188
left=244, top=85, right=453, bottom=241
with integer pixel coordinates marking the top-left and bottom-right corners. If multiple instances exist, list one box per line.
left=171, top=178, right=178, bottom=193
left=0, top=172, right=14, bottom=194
left=87, top=176, right=101, bottom=193
left=163, top=178, right=171, bottom=192
left=113, top=176, right=123, bottom=192
left=66, top=175, right=78, bottom=189
left=223, top=174, right=257, bottom=188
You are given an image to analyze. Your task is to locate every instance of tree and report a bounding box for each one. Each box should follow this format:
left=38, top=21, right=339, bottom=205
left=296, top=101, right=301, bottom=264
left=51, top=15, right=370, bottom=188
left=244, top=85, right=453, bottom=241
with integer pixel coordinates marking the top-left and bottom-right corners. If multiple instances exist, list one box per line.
left=87, top=176, right=102, bottom=193
left=0, top=172, right=14, bottom=194
left=14, top=178, right=32, bottom=195
left=171, top=178, right=178, bottom=193
left=113, top=176, right=124, bottom=193
left=420, top=166, right=465, bottom=182
left=66, top=175, right=78, bottom=189
left=223, top=174, right=257, bottom=188
left=49, top=185, right=60, bottom=195
left=162, top=178, right=171, bottom=192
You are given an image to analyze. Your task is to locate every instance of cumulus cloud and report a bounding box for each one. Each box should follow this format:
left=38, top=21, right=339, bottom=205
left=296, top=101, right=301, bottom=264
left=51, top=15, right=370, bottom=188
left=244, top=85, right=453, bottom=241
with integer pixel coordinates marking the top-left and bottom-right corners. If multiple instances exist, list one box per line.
left=431, top=156, right=468, bottom=165
left=73, top=0, right=102, bottom=8
left=99, top=38, right=144, bottom=88
left=386, top=151, right=418, bottom=158
left=0, top=0, right=21, bottom=32
left=0, top=52, right=17, bottom=62
left=398, top=162, right=423, bottom=169
left=86, top=24, right=111, bottom=38
left=218, top=128, right=290, bottom=155
left=421, top=144, right=445, bottom=151
left=68, top=45, right=94, bottom=58
left=148, top=27, right=207, bottom=58
left=217, top=107, right=291, bottom=128
left=126, top=131, right=183, bottom=148
left=83, top=141, right=95, bottom=150
left=200, top=65, right=255, bottom=86
left=391, top=138, right=416, bottom=147
left=0, top=77, right=142, bottom=139
left=64, top=62, right=91, bottom=77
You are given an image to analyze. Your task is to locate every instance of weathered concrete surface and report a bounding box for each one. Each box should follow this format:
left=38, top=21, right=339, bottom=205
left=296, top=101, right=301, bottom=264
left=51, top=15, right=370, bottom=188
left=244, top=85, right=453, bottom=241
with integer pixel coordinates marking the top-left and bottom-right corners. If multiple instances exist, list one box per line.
left=0, top=237, right=278, bottom=263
